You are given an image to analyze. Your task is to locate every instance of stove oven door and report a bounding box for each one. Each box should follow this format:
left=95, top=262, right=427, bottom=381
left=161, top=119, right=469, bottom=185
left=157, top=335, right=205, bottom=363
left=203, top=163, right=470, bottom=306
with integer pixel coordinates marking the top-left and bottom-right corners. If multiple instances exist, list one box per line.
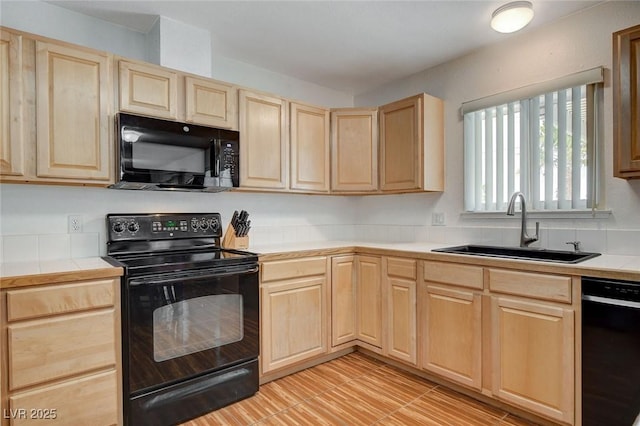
left=123, top=263, right=259, bottom=425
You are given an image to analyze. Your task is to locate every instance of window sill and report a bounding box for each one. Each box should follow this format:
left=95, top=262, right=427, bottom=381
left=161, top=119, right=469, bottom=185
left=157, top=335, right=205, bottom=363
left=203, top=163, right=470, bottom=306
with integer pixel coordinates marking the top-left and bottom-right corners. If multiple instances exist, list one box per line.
left=460, top=209, right=612, bottom=220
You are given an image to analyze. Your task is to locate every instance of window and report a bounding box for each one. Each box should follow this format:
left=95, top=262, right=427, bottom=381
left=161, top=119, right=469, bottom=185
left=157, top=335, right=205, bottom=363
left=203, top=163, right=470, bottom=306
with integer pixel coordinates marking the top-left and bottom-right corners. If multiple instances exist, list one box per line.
left=462, top=68, right=603, bottom=213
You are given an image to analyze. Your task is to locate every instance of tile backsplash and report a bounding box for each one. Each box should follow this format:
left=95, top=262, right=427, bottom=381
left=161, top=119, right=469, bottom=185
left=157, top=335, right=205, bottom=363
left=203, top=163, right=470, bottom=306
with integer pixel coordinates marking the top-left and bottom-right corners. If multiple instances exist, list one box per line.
left=2, top=225, right=639, bottom=264
left=1, top=233, right=100, bottom=263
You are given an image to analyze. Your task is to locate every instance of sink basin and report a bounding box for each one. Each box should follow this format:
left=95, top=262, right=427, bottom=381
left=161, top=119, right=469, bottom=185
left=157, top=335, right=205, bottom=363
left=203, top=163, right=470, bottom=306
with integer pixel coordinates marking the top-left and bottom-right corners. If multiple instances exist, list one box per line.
left=432, top=244, right=600, bottom=264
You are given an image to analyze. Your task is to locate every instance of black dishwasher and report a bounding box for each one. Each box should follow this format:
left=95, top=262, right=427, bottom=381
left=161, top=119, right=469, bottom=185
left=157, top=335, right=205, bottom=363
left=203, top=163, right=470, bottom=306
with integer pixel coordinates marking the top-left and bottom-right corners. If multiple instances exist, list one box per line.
left=582, top=277, right=640, bottom=426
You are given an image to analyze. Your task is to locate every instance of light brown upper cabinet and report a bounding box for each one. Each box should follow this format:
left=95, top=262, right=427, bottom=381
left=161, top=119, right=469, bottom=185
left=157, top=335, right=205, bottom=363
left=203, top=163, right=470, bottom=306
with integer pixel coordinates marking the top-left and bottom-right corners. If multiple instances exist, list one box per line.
left=35, top=41, right=112, bottom=182
left=290, top=102, right=330, bottom=192
left=613, top=24, right=640, bottom=179
left=118, top=60, right=238, bottom=129
left=118, top=60, right=178, bottom=120
left=330, top=108, right=378, bottom=192
left=1, top=29, right=113, bottom=185
left=185, top=76, right=237, bottom=129
left=0, top=29, right=25, bottom=178
left=379, top=93, right=444, bottom=192
left=239, top=90, right=288, bottom=190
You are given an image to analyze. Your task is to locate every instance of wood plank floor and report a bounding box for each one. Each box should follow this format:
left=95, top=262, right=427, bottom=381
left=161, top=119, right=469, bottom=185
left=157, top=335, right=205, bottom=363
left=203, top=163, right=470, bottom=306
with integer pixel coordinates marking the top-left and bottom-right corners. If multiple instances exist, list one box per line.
left=181, top=352, right=538, bottom=426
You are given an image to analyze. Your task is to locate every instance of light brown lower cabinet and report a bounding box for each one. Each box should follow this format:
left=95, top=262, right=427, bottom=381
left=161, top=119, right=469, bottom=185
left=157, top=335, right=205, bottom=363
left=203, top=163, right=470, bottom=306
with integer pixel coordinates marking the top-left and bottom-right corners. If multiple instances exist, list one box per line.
left=418, top=262, right=577, bottom=424
left=355, top=255, right=382, bottom=349
left=383, top=257, right=417, bottom=365
left=491, top=296, right=575, bottom=424
left=421, top=284, right=482, bottom=390
left=420, top=260, right=483, bottom=390
left=330, top=255, right=357, bottom=347
left=1, top=278, right=121, bottom=426
left=259, top=255, right=579, bottom=425
left=260, top=257, right=329, bottom=374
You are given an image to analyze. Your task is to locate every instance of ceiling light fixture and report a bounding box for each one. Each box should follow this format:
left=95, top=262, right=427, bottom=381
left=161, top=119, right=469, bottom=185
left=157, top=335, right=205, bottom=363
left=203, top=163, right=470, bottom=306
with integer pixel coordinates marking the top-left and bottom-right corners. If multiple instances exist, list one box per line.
left=491, top=1, right=534, bottom=33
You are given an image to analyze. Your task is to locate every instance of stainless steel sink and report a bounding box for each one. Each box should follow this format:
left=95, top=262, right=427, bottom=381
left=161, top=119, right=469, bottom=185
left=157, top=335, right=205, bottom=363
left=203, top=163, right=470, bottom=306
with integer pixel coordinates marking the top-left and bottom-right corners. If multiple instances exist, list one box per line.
left=432, top=244, right=600, bottom=264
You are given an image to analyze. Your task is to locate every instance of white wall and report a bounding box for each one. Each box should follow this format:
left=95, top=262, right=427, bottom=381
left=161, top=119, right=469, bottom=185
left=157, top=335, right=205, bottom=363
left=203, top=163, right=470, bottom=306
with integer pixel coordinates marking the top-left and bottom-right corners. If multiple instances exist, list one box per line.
left=0, top=1, right=356, bottom=261
left=0, top=0, right=353, bottom=108
left=2, top=1, right=640, bottom=259
left=354, top=1, right=640, bottom=255
left=0, top=1, right=149, bottom=60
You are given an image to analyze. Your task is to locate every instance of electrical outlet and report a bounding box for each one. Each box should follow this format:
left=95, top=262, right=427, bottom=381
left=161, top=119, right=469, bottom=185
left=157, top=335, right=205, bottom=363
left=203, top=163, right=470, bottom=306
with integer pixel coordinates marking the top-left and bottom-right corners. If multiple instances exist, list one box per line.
left=68, top=215, right=83, bottom=233
left=432, top=212, right=446, bottom=226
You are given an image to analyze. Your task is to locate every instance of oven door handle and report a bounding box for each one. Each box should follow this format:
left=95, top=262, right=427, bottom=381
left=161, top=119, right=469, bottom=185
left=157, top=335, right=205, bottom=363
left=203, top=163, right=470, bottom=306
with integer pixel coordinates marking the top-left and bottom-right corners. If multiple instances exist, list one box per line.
left=582, top=294, right=640, bottom=309
left=129, top=265, right=259, bottom=286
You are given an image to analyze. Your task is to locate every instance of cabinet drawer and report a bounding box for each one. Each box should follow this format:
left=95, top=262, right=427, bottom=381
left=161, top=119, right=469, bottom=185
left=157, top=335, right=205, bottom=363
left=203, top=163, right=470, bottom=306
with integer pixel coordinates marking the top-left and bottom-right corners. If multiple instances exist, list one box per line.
left=8, top=310, right=116, bottom=390
left=423, top=261, right=483, bottom=289
left=386, top=257, right=417, bottom=280
left=261, top=257, right=327, bottom=282
left=6, top=279, right=116, bottom=322
left=488, top=269, right=572, bottom=303
left=9, top=370, right=118, bottom=426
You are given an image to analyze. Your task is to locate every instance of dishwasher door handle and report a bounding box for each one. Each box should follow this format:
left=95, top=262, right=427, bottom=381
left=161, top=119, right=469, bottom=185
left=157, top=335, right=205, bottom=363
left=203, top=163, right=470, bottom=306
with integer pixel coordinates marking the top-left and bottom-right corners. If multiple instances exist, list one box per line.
left=582, top=294, right=640, bottom=309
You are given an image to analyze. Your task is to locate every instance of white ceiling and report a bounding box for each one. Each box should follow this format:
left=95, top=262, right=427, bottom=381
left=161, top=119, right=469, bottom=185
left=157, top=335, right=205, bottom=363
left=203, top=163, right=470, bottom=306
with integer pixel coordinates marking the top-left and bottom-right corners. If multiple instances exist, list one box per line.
left=47, top=1, right=604, bottom=95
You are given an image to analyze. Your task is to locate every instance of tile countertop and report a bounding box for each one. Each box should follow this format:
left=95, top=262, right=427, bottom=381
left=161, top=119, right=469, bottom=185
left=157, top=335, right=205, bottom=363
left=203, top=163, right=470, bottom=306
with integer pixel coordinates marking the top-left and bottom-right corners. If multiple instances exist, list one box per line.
left=251, top=241, right=640, bottom=281
left=0, top=257, right=123, bottom=289
left=2, top=242, right=639, bottom=288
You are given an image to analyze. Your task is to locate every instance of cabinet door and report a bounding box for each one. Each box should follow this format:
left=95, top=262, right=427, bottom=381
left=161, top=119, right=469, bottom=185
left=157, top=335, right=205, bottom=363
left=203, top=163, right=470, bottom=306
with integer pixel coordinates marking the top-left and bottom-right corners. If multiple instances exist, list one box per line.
left=330, top=108, right=378, bottom=192
left=0, top=30, right=25, bottom=177
left=613, top=24, right=640, bottom=178
left=491, top=297, right=574, bottom=424
left=290, top=102, right=330, bottom=192
left=35, top=42, right=112, bottom=181
left=118, top=60, right=177, bottom=120
left=185, top=76, right=237, bottom=129
left=379, top=95, right=421, bottom=191
left=385, top=271, right=417, bottom=364
left=331, top=256, right=357, bottom=347
left=379, top=94, right=444, bottom=192
left=422, top=284, right=482, bottom=390
left=261, top=276, right=327, bottom=373
left=356, top=256, right=382, bottom=348
left=239, top=90, right=287, bottom=189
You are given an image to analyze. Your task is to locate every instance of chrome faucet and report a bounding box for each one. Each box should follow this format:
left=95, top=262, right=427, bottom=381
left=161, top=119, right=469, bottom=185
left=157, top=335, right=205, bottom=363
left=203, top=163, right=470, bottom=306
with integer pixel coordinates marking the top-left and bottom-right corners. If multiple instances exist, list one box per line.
left=506, top=192, right=539, bottom=247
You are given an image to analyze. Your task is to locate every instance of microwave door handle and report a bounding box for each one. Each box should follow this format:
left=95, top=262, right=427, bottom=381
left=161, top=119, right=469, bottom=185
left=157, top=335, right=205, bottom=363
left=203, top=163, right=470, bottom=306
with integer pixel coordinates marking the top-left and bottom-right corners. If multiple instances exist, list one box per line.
left=212, top=139, right=220, bottom=177
left=129, top=266, right=259, bottom=286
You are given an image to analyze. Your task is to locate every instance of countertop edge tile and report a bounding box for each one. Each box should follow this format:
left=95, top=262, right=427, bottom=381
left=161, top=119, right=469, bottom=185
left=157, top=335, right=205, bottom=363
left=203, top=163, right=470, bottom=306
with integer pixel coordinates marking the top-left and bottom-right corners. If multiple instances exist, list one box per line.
left=254, top=241, right=640, bottom=281
left=0, top=257, right=124, bottom=289
left=3, top=242, right=639, bottom=288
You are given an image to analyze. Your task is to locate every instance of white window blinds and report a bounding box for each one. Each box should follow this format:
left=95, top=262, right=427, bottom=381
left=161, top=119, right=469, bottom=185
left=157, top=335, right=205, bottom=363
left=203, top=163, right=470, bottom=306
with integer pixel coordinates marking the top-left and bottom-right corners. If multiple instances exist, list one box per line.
left=462, top=68, right=603, bottom=213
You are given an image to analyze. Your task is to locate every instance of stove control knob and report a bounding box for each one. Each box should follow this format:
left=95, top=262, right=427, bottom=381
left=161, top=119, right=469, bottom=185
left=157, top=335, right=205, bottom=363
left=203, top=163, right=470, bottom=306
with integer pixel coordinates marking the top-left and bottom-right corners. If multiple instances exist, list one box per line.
left=199, top=218, right=209, bottom=231
left=209, top=218, right=220, bottom=233
left=127, top=221, right=140, bottom=233
left=112, top=222, right=125, bottom=233
left=190, top=218, right=199, bottom=231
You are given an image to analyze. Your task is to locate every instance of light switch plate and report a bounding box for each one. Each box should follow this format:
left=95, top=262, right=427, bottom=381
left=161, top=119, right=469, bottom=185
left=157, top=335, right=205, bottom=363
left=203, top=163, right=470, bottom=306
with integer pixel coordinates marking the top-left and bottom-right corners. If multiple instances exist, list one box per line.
left=432, top=212, right=446, bottom=226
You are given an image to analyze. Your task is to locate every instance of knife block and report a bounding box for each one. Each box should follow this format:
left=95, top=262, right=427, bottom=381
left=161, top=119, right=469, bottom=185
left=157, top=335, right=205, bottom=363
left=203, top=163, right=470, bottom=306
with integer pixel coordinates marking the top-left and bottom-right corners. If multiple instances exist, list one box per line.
left=222, top=223, right=249, bottom=249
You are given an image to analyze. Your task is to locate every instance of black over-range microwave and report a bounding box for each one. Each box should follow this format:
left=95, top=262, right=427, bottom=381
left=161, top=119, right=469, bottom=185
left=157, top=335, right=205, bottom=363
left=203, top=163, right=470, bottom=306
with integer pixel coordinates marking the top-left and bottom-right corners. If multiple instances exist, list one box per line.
left=111, top=113, right=240, bottom=192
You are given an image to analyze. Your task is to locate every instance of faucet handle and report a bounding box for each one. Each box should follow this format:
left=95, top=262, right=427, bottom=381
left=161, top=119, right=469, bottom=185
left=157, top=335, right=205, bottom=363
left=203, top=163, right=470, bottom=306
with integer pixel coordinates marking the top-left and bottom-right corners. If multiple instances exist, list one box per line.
left=565, top=241, right=582, bottom=252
